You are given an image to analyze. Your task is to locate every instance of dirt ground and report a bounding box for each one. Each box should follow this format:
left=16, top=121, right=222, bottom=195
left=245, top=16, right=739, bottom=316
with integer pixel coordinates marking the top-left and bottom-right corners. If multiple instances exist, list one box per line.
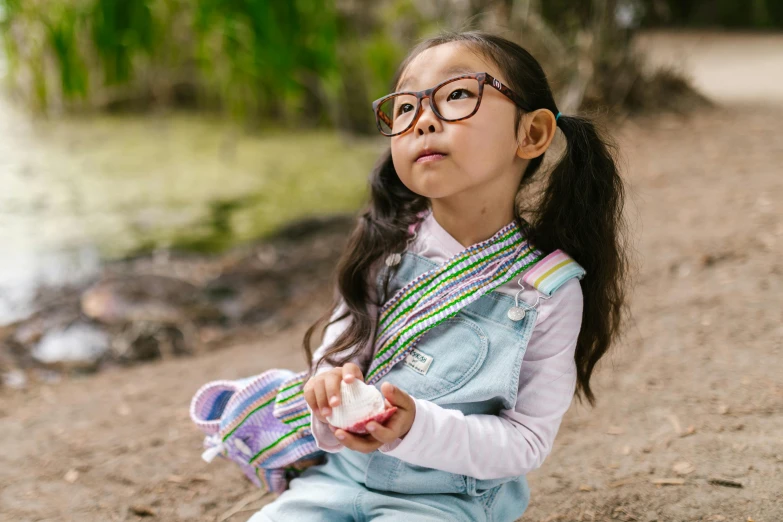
left=2, top=37, right=783, bottom=522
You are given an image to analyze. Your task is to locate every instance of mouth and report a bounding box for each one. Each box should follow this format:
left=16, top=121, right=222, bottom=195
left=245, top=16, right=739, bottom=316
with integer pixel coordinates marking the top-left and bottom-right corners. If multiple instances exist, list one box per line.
left=415, top=149, right=448, bottom=164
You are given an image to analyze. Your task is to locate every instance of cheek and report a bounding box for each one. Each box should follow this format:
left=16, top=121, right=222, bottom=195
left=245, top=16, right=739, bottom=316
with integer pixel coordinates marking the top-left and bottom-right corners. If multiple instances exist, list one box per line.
left=390, top=140, right=410, bottom=180
left=480, top=101, right=517, bottom=142
left=451, top=116, right=515, bottom=172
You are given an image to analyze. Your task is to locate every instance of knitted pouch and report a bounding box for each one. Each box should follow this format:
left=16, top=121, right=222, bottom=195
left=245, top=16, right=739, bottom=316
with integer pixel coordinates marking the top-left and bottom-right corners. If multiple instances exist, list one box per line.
left=189, top=369, right=324, bottom=493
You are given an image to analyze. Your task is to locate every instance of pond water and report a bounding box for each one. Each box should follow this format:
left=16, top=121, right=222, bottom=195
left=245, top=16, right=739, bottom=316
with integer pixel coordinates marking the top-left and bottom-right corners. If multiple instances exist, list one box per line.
left=0, top=91, right=383, bottom=324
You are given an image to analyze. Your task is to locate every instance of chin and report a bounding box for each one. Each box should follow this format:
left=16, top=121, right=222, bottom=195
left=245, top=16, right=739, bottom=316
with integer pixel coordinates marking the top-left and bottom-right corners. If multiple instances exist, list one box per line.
left=404, top=182, right=457, bottom=200
left=400, top=169, right=456, bottom=195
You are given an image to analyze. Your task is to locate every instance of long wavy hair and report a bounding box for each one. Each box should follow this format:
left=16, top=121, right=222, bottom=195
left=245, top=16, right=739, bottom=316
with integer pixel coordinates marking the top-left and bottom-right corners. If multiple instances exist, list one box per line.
left=301, top=30, right=628, bottom=406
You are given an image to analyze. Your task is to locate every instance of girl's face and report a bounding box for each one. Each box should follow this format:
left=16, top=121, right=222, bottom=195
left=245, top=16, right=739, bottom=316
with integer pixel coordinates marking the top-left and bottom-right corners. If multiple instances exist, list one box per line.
left=390, top=42, right=525, bottom=203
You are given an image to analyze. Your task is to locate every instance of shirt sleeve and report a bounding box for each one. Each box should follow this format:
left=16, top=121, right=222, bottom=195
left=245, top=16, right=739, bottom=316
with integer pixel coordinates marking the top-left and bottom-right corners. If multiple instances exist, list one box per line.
left=308, top=262, right=382, bottom=453
left=379, top=277, right=583, bottom=479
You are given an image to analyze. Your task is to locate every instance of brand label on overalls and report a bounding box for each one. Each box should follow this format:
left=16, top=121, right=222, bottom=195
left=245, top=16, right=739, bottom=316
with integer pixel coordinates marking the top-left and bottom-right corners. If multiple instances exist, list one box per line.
left=403, top=348, right=433, bottom=375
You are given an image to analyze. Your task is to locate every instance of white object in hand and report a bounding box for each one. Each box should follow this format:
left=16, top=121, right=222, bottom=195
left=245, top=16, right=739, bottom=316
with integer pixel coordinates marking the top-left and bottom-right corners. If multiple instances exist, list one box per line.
left=326, top=379, right=386, bottom=430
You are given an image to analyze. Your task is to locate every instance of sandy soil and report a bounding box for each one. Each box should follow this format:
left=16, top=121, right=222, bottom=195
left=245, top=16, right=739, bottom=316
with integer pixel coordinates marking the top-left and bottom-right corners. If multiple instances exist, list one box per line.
left=635, top=30, right=783, bottom=106
left=2, top=34, right=782, bottom=522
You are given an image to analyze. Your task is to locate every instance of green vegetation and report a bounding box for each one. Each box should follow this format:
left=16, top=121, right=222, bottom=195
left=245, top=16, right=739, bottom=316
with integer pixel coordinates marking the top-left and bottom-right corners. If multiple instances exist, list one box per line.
left=2, top=1, right=778, bottom=125
left=0, top=0, right=407, bottom=131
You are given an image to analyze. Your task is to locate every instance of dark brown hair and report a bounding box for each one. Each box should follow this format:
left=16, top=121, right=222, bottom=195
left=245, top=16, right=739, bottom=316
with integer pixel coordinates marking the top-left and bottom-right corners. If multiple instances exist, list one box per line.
left=302, top=30, right=628, bottom=406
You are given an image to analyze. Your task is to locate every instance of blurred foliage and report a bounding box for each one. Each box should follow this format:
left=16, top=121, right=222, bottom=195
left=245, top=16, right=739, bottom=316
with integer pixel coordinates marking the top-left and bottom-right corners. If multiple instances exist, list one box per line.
left=533, top=0, right=783, bottom=31
left=91, top=0, right=155, bottom=85
left=0, top=0, right=366, bottom=125
left=0, top=0, right=745, bottom=130
left=641, top=0, right=783, bottom=29
left=192, top=0, right=341, bottom=122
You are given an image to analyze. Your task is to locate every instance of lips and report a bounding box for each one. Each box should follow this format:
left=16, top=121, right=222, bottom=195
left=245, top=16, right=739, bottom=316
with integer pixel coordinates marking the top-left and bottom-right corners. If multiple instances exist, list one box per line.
left=415, top=148, right=448, bottom=163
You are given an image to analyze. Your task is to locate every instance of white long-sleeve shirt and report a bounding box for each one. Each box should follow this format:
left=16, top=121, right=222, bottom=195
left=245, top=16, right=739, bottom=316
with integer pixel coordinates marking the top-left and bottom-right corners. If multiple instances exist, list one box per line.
left=307, top=211, right=583, bottom=479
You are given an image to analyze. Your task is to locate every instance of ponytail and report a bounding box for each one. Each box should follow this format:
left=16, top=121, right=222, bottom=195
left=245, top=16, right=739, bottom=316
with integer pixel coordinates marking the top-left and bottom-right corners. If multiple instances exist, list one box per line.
left=526, top=114, right=628, bottom=406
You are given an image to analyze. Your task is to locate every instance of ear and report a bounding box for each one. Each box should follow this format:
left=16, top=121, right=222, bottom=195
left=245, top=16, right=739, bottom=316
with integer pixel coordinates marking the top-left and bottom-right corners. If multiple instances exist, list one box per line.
left=516, top=109, right=557, bottom=160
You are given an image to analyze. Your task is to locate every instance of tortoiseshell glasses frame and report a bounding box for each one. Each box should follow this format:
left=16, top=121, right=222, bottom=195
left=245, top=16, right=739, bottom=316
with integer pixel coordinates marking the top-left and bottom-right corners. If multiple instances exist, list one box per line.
left=371, top=71, right=531, bottom=137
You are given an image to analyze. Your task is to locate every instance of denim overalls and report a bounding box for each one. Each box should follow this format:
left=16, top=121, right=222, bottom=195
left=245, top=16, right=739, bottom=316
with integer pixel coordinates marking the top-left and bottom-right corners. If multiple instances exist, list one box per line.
left=251, top=250, right=580, bottom=522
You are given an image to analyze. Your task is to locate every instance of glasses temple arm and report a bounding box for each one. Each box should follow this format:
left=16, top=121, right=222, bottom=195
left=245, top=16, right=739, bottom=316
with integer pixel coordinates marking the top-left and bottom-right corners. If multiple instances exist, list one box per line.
left=376, top=105, right=393, bottom=128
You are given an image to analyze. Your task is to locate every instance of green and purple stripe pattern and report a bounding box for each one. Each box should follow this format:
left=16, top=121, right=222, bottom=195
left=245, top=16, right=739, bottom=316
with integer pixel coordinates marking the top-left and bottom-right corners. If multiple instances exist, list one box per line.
left=366, top=220, right=543, bottom=385
left=190, top=369, right=322, bottom=493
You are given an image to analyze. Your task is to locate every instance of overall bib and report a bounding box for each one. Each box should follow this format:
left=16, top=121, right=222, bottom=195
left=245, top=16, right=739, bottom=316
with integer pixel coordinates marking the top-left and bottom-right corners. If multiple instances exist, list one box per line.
left=252, top=250, right=579, bottom=521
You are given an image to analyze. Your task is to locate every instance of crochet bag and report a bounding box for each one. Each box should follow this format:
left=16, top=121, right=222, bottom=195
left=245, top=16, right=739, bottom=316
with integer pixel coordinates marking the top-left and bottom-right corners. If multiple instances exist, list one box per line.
left=189, top=369, right=323, bottom=493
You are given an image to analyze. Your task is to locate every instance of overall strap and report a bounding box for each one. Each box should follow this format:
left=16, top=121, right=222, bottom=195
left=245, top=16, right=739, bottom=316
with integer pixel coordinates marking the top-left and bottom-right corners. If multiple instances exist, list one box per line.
left=521, top=249, right=585, bottom=297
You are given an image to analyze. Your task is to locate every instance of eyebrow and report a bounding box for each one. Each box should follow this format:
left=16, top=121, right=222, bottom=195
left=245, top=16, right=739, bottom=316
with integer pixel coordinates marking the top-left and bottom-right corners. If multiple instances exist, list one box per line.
left=397, top=65, right=477, bottom=91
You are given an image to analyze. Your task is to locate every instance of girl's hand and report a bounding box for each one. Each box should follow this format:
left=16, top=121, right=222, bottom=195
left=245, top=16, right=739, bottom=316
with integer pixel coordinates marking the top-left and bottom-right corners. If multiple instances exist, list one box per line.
left=331, top=382, right=416, bottom=453
left=303, top=363, right=364, bottom=422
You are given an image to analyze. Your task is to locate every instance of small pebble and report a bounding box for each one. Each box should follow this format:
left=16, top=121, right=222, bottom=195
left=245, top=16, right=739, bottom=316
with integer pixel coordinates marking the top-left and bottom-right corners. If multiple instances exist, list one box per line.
left=651, top=477, right=685, bottom=486
left=708, top=477, right=743, bottom=488
left=2, top=370, right=28, bottom=389
left=673, top=461, right=695, bottom=475
left=64, top=469, right=79, bottom=483
left=129, top=504, right=157, bottom=517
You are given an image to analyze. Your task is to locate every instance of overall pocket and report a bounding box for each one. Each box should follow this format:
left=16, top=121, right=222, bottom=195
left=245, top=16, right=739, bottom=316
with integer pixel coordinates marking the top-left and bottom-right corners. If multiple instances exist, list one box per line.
left=378, top=315, right=489, bottom=402
left=465, top=475, right=515, bottom=496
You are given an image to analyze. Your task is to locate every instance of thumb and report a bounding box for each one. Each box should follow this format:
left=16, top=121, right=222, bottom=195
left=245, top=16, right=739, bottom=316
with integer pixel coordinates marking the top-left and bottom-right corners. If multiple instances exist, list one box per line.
left=381, top=382, right=413, bottom=409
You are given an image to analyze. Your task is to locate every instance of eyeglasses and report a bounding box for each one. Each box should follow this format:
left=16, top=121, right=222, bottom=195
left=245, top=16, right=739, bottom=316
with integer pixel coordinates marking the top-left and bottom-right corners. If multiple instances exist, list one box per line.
left=371, top=71, right=531, bottom=137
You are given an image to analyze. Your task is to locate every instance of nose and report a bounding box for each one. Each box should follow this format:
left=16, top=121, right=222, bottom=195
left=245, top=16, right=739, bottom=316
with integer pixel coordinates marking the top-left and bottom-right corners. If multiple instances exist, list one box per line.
left=413, top=97, right=442, bottom=135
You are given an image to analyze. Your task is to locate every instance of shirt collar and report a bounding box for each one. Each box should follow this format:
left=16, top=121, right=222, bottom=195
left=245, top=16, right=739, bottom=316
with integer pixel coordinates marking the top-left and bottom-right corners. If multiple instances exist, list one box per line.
left=419, top=210, right=470, bottom=257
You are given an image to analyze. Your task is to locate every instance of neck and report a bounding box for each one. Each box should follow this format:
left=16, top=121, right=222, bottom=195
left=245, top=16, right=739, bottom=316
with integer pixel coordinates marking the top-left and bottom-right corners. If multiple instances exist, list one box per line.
left=429, top=198, right=517, bottom=249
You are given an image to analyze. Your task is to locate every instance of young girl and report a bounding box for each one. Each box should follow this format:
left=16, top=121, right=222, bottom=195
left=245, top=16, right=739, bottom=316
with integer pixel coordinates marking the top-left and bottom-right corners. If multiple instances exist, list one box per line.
left=249, top=30, right=627, bottom=522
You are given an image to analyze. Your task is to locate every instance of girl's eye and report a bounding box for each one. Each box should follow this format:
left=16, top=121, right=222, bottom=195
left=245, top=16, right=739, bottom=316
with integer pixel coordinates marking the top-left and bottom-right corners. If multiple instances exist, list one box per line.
left=396, top=103, right=414, bottom=117
left=447, top=88, right=473, bottom=101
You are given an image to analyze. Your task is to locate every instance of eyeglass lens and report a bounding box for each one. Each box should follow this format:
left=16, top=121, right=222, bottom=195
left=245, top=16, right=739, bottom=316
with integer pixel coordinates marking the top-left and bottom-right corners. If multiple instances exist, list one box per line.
left=376, top=77, right=481, bottom=135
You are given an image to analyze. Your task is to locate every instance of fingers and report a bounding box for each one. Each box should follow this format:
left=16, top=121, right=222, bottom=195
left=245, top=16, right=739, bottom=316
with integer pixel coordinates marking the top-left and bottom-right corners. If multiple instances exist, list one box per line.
left=377, top=408, right=409, bottom=437
left=342, top=363, right=364, bottom=383
left=381, top=382, right=414, bottom=409
left=304, top=369, right=340, bottom=421
left=304, top=365, right=365, bottom=423
left=303, top=379, right=323, bottom=422
left=334, top=429, right=383, bottom=453
left=365, top=421, right=397, bottom=444
left=324, top=370, right=343, bottom=408
left=313, top=379, right=331, bottom=420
